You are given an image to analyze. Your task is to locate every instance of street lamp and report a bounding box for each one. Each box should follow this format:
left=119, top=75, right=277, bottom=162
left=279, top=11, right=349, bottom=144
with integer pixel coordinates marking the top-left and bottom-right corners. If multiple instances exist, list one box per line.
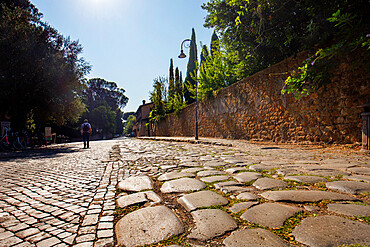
left=178, top=39, right=199, bottom=140
left=178, top=39, right=191, bottom=58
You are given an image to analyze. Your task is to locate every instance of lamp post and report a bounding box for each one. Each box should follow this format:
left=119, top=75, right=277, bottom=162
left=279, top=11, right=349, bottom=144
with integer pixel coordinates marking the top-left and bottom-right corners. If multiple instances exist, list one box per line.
left=178, top=39, right=198, bottom=140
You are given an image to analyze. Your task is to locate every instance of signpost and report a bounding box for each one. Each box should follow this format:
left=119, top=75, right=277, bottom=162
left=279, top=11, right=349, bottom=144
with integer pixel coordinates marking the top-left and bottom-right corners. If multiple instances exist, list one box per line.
left=45, top=127, right=52, bottom=142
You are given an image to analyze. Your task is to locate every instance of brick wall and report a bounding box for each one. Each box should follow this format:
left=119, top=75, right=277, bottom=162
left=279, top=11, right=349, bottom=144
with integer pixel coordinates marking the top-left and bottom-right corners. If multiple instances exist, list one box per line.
left=152, top=51, right=369, bottom=144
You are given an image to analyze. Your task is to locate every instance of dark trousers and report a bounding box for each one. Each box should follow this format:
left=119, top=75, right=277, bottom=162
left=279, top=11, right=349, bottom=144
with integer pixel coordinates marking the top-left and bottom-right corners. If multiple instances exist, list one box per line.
left=83, top=132, right=90, bottom=148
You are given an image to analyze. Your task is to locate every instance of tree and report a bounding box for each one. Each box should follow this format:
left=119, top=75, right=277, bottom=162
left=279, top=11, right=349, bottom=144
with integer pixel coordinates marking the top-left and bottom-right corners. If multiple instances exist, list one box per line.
left=202, top=0, right=369, bottom=95
left=123, top=112, right=135, bottom=121
left=210, top=30, right=220, bottom=56
left=184, top=28, right=198, bottom=104
left=174, top=67, right=182, bottom=102
left=83, top=78, right=128, bottom=136
left=168, top=58, right=175, bottom=100
left=149, top=77, right=166, bottom=122
left=123, top=115, right=136, bottom=136
left=0, top=0, right=90, bottom=130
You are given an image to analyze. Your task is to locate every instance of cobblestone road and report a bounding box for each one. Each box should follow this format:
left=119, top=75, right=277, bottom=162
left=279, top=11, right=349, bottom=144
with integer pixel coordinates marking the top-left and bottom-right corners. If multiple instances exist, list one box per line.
left=0, top=137, right=369, bottom=247
left=0, top=140, right=122, bottom=247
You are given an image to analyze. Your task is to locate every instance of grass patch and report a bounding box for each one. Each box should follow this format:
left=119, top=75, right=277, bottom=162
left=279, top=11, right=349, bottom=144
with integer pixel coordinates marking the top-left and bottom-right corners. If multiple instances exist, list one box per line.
left=272, top=211, right=310, bottom=243
left=313, top=182, right=328, bottom=191
left=351, top=215, right=370, bottom=224
left=115, top=203, right=144, bottom=217
left=286, top=180, right=309, bottom=189
left=139, top=233, right=191, bottom=246
left=317, top=199, right=334, bottom=208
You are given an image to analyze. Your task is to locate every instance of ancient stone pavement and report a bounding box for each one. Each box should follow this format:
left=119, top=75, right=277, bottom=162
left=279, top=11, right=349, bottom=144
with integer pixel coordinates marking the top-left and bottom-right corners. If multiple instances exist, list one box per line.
left=0, top=138, right=370, bottom=247
left=0, top=140, right=120, bottom=247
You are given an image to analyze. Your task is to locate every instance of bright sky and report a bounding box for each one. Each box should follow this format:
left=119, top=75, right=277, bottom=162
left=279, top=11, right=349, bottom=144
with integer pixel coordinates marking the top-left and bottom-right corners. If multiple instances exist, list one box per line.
left=31, top=0, right=214, bottom=112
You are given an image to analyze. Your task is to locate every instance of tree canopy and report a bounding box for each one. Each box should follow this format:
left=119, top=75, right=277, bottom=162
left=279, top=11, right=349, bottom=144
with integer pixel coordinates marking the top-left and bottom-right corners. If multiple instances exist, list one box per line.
left=202, top=0, right=370, bottom=95
left=82, top=78, right=128, bottom=135
left=0, top=0, right=91, bottom=131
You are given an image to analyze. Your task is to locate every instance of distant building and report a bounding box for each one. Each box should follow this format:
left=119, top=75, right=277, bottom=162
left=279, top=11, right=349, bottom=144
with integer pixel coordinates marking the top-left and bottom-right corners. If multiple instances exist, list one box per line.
left=134, top=100, right=153, bottom=137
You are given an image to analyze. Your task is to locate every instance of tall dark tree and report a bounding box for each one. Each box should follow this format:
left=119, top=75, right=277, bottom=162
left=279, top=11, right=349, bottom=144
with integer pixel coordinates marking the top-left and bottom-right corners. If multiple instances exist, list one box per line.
left=210, top=30, right=219, bottom=56
left=184, top=28, right=198, bottom=104
left=180, top=71, right=184, bottom=102
left=168, top=58, right=175, bottom=100
left=174, top=67, right=181, bottom=101
left=200, top=45, right=209, bottom=68
left=0, top=0, right=90, bottom=130
left=83, top=78, right=128, bottom=135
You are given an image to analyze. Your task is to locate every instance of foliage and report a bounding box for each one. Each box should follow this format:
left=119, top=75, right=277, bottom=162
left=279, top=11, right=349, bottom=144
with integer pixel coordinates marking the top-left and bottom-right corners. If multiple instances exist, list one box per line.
left=123, top=115, right=136, bottom=135
left=174, top=67, right=184, bottom=103
left=123, top=112, right=135, bottom=121
left=202, top=0, right=370, bottom=95
left=82, top=78, right=128, bottom=135
left=0, top=0, right=90, bottom=131
left=149, top=77, right=167, bottom=122
left=184, top=28, right=198, bottom=104
left=283, top=9, right=370, bottom=97
left=168, top=58, right=175, bottom=102
left=193, top=34, right=243, bottom=101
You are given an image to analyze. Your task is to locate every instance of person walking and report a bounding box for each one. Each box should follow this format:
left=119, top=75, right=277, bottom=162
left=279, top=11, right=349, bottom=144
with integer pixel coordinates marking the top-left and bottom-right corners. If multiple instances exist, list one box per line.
left=80, top=119, right=92, bottom=149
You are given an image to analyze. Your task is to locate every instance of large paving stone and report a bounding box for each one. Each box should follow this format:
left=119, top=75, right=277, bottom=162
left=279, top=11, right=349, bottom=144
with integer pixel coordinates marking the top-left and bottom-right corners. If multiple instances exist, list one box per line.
left=181, top=167, right=205, bottom=173
left=236, top=192, right=258, bottom=200
left=261, top=190, right=357, bottom=202
left=292, top=215, right=370, bottom=247
left=249, top=164, right=276, bottom=171
left=117, top=176, right=153, bottom=192
left=225, top=167, right=248, bottom=174
left=233, top=172, right=261, bottom=183
left=223, top=229, right=289, bottom=247
left=327, top=203, right=370, bottom=216
left=343, top=174, right=370, bottom=183
left=277, top=168, right=304, bottom=176
left=284, top=175, right=327, bottom=184
left=347, top=167, right=370, bottom=175
left=197, top=170, right=225, bottom=177
left=241, top=203, right=302, bottom=228
left=160, top=178, right=206, bottom=193
left=203, top=161, right=226, bottom=167
left=229, top=202, right=258, bottom=213
left=158, top=171, right=195, bottom=181
left=115, top=206, right=184, bottom=247
left=116, top=191, right=161, bottom=208
left=223, top=158, right=246, bottom=164
left=188, top=209, right=237, bottom=240
left=200, top=175, right=229, bottom=183
left=214, top=181, right=253, bottom=194
left=326, top=181, right=370, bottom=194
left=321, top=158, right=357, bottom=169
left=253, top=178, right=288, bottom=190
left=214, top=181, right=243, bottom=189
left=180, top=161, right=199, bottom=167
left=305, top=168, right=348, bottom=177
left=178, top=190, right=229, bottom=211
left=220, top=186, right=253, bottom=194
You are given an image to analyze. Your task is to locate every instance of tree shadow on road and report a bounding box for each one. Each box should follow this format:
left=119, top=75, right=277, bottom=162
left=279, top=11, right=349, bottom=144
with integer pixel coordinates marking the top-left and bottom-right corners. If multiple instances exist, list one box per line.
left=0, top=146, right=81, bottom=161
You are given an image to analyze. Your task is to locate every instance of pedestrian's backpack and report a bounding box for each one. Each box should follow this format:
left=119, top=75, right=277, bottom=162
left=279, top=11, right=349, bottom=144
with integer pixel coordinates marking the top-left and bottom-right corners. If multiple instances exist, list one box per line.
left=83, top=123, right=89, bottom=132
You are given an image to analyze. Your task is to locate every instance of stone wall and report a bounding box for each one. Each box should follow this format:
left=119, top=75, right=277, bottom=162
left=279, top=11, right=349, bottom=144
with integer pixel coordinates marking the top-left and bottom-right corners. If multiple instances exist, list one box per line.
left=152, top=51, right=369, bottom=144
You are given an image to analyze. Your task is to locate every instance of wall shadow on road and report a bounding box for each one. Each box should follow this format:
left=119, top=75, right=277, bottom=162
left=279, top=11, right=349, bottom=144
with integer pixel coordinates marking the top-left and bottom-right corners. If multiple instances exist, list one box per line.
left=0, top=146, right=81, bottom=161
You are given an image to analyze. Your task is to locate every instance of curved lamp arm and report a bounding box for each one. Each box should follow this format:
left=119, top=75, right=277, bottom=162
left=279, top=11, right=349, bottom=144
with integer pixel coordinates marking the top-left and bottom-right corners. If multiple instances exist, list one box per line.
left=178, top=39, right=191, bottom=58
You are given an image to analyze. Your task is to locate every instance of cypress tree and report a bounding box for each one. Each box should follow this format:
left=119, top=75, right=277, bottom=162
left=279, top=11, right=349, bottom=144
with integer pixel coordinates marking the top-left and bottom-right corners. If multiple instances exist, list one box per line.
left=200, top=45, right=209, bottom=68
left=179, top=71, right=184, bottom=102
left=210, top=30, right=220, bottom=56
left=168, top=58, right=174, bottom=101
left=175, top=67, right=180, bottom=97
left=184, top=28, right=198, bottom=104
